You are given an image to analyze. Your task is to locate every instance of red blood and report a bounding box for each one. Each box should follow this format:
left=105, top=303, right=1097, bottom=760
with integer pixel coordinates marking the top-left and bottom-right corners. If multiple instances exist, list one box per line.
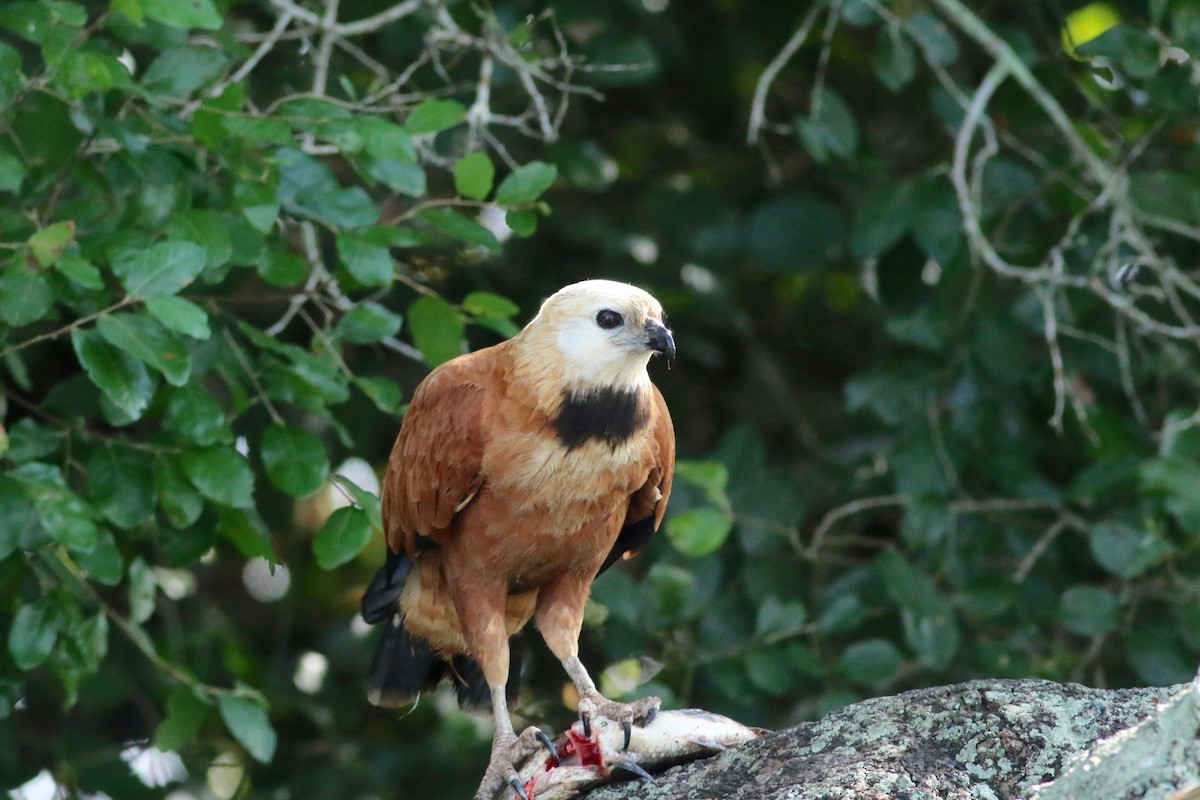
left=564, top=728, right=603, bottom=768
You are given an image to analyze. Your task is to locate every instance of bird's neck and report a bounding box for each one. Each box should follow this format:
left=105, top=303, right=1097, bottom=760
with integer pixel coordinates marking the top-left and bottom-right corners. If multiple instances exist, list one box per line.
left=506, top=335, right=653, bottom=450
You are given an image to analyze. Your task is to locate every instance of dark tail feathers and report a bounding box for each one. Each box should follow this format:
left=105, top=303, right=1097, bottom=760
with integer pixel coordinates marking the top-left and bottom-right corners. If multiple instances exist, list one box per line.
left=361, top=550, right=523, bottom=712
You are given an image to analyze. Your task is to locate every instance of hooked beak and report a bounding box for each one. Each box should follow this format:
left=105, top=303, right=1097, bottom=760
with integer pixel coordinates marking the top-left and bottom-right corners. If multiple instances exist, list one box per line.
left=645, top=319, right=676, bottom=365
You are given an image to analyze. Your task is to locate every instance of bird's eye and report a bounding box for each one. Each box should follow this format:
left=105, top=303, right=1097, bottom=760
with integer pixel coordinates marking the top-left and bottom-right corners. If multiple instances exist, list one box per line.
left=596, top=309, right=623, bottom=329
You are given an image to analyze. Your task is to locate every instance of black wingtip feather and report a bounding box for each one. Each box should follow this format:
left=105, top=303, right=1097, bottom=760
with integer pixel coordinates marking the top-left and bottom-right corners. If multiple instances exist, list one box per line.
left=362, top=553, right=526, bottom=713
left=367, top=614, right=446, bottom=708
left=361, top=550, right=411, bottom=625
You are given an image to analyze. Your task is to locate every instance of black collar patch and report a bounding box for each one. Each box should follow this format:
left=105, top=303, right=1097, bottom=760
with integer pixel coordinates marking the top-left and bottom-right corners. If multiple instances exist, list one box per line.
left=553, top=387, right=650, bottom=450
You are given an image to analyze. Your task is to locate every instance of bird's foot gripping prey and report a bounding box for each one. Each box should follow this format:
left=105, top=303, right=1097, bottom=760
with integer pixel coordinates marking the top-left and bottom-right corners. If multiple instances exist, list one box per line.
left=476, top=725, right=557, bottom=800
left=361, top=280, right=677, bottom=800
left=577, top=690, right=661, bottom=749
left=508, top=708, right=767, bottom=800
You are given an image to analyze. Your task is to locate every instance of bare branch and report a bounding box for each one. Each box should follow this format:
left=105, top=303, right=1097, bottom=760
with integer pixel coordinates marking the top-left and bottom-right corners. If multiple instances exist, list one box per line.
left=747, top=7, right=822, bottom=145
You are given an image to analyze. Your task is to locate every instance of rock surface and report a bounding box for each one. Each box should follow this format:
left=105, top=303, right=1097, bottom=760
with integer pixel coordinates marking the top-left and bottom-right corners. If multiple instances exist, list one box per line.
left=577, top=678, right=1197, bottom=800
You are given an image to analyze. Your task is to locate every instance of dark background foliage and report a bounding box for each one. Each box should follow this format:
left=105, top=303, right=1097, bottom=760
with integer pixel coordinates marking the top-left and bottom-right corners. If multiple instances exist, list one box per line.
left=3, top=0, right=1200, bottom=797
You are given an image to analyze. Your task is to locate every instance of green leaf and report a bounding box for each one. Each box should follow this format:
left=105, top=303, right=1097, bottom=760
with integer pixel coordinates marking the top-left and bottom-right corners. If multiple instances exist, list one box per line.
left=181, top=446, right=255, bottom=508
left=127, top=556, right=157, bottom=625
left=334, top=302, right=403, bottom=344
left=665, top=507, right=732, bottom=557
left=154, top=456, right=205, bottom=529
left=70, top=328, right=155, bottom=421
left=464, top=291, right=521, bottom=337
left=96, top=312, right=192, bottom=387
left=404, top=98, right=466, bottom=134
left=313, top=506, right=373, bottom=570
left=852, top=181, right=915, bottom=259
left=69, top=613, right=108, bottom=673
left=798, top=89, right=858, bottom=162
left=908, top=13, right=958, bottom=65
left=145, top=296, right=211, bottom=340
left=744, top=645, right=794, bottom=695
left=9, top=600, right=60, bottom=670
left=362, top=156, right=426, bottom=196
left=218, top=507, right=274, bottom=561
left=261, top=424, right=329, bottom=498
left=874, top=27, right=916, bottom=92
left=218, top=693, right=277, bottom=763
left=506, top=209, right=539, bottom=238
left=53, top=255, right=104, bottom=289
left=222, top=115, right=293, bottom=145
left=1076, top=24, right=1160, bottom=78
left=9, top=464, right=96, bottom=554
left=0, top=149, right=26, bottom=193
left=1089, top=520, right=1173, bottom=579
left=1141, top=456, right=1200, bottom=531
left=755, top=596, right=807, bottom=639
left=236, top=180, right=281, bottom=235
left=1129, top=172, right=1200, bottom=226
left=140, top=46, right=227, bottom=98
left=73, top=528, right=125, bottom=586
left=1059, top=585, right=1120, bottom=636
left=154, top=689, right=210, bottom=752
left=674, top=460, right=731, bottom=510
left=455, top=152, right=495, bottom=200
left=140, top=0, right=222, bottom=30
left=407, top=295, right=465, bottom=367
left=817, top=593, right=868, bottom=634
left=87, top=445, right=155, bottom=530
left=256, top=244, right=308, bottom=287
left=356, top=117, right=416, bottom=161
left=331, top=474, right=383, bottom=530
left=166, top=210, right=235, bottom=270
left=419, top=207, right=500, bottom=251
left=5, top=418, right=60, bottom=463
left=336, top=230, right=394, bottom=287
left=111, top=0, right=142, bottom=24
left=28, top=220, right=75, bottom=266
left=276, top=148, right=379, bottom=228
left=494, top=162, right=558, bottom=206
left=877, top=547, right=962, bottom=667
left=167, top=384, right=229, bottom=446
left=120, top=241, right=207, bottom=299
left=354, top=376, right=403, bottom=416
left=462, top=291, right=520, bottom=319
left=837, top=639, right=902, bottom=685
left=0, top=260, right=52, bottom=327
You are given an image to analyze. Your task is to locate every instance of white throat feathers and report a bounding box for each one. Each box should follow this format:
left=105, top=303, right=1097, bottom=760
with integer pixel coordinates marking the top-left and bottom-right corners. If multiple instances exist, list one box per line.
left=509, top=279, right=674, bottom=450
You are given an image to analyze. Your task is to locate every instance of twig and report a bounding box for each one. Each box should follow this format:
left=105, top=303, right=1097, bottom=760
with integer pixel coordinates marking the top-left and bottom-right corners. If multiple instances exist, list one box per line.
left=1036, top=284, right=1068, bottom=434
left=747, top=7, right=822, bottom=145
left=1013, top=516, right=1076, bottom=583
left=55, top=549, right=236, bottom=698
left=336, top=0, right=424, bottom=37
left=0, top=296, right=137, bottom=359
left=222, top=328, right=285, bottom=425
left=803, top=494, right=908, bottom=558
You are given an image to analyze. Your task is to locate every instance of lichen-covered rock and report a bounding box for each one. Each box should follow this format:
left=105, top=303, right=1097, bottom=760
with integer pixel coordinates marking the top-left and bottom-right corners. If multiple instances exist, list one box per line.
left=580, top=679, right=1185, bottom=800
left=1031, top=676, right=1200, bottom=800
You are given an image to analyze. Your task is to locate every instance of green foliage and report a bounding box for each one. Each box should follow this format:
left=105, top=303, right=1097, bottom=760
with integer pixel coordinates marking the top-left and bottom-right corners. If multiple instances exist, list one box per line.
left=3, top=0, right=1200, bottom=799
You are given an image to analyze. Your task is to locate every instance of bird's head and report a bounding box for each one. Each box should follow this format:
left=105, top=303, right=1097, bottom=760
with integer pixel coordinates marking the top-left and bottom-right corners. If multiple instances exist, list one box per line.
left=517, top=279, right=675, bottom=392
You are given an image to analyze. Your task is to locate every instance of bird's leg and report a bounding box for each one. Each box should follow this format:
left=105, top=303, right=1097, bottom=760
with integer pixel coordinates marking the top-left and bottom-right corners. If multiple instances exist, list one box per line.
left=562, top=654, right=660, bottom=749
left=474, top=688, right=549, bottom=800
left=536, top=573, right=660, bottom=751
left=455, top=585, right=551, bottom=800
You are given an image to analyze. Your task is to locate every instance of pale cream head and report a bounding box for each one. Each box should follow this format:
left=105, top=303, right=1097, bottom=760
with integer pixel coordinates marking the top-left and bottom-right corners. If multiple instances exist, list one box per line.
left=515, top=279, right=674, bottom=391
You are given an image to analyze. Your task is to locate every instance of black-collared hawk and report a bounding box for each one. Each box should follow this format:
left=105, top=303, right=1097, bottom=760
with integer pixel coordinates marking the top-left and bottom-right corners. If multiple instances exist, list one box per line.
left=360, top=279, right=676, bottom=799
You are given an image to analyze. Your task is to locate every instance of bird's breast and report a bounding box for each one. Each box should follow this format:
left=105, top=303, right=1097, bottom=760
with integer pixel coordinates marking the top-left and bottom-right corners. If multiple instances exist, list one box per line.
left=483, top=430, right=648, bottom=514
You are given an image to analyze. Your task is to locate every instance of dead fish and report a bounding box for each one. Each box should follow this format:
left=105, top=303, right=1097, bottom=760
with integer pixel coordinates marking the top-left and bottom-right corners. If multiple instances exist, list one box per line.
left=513, top=709, right=766, bottom=800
